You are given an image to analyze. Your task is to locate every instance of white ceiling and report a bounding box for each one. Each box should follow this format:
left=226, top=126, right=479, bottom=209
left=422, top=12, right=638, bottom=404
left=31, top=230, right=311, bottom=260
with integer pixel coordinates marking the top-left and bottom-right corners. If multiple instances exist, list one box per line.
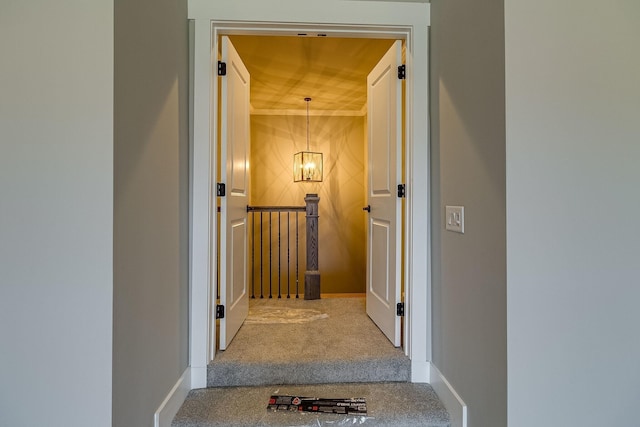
left=228, top=35, right=395, bottom=113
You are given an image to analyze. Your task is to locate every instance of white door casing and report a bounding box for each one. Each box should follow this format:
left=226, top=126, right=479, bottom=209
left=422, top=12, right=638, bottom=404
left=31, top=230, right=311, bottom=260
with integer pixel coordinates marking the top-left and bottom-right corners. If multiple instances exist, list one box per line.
left=366, top=40, right=403, bottom=347
left=218, top=36, right=250, bottom=350
left=189, top=1, right=431, bottom=387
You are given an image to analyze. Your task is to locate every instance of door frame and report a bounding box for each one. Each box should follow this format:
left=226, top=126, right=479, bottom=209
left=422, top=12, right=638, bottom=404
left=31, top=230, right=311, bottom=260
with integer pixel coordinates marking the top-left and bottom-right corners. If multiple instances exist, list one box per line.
left=188, top=0, right=431, bottom=388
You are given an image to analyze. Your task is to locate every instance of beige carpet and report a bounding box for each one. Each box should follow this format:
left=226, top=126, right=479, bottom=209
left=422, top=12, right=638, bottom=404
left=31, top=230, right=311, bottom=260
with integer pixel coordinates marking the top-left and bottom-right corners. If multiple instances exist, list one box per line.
left=173, top=382, right=450, bottom=427
left=207, top=297, right=411, bottom=387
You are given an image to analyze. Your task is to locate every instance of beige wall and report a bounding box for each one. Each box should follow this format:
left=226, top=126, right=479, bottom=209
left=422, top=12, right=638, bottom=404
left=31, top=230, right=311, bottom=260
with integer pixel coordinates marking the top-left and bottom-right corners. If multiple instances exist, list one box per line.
left=430, top=0, right=507, bottom=425
left=506, top=1, right=640, bottom=425
left=113, top=0, right=189, bottom=425
left=251, top=114, right=366, bottom=294
left=0, top=2, right=113, bottom=426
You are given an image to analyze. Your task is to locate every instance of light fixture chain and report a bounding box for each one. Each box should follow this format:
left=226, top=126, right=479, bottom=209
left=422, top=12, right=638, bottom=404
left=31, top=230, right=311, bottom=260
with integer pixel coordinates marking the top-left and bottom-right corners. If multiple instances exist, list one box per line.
left=306, top=98, right=310, bottom=151
left=294, top=97, right=322, bottom=183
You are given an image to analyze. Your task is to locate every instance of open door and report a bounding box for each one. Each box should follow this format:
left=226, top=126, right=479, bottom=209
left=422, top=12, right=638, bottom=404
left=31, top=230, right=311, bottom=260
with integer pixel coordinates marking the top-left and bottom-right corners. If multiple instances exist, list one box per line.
left=219, top=36, right=250, bottom=350
left=365, top=40, right=403, bottom=347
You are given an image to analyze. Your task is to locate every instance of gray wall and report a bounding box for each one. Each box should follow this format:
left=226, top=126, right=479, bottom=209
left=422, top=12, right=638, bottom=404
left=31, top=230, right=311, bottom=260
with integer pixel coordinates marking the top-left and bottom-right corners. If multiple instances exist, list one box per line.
left=505, top=1, right=640, bottom=425
left=113, top=0, right=190, bottom=425
left=430, top=1, right=507, bottom=426
left=0, top=2, right=114, bottom=426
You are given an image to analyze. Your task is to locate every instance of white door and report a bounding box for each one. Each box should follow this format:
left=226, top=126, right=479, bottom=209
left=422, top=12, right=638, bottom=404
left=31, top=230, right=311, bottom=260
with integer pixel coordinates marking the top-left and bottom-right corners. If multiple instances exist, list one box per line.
left=219, top=36, right=250, bottom=350
left=365, top=40, right=403, bottom=347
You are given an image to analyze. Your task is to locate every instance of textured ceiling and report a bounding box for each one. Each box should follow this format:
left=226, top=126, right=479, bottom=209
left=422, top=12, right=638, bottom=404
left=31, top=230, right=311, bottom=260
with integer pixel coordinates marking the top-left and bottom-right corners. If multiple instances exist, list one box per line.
left=228, top=35, right=395, bottom=112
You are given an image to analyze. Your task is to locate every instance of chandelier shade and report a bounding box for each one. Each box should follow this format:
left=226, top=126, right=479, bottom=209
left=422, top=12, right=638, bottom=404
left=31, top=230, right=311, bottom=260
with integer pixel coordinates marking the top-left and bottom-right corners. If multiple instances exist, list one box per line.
left=293, top=151, right=323, bottom=182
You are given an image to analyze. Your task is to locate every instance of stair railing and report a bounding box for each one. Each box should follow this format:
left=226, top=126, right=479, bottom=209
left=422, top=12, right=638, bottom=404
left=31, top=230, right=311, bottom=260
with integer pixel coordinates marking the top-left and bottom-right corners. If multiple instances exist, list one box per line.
left=247, top=194, right=320, bottom=300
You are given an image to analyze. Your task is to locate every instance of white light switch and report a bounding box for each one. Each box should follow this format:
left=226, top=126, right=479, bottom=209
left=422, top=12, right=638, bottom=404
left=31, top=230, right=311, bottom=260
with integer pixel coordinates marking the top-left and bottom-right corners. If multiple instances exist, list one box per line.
left=445, top=206, right=464, bottom=234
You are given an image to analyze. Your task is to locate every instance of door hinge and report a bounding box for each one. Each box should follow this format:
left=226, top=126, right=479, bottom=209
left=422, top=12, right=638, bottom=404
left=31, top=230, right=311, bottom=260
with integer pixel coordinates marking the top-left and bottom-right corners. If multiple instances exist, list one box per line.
left=216, top=304, right=225, bottom=319
left=397, top=184, right=406, bottom=198
left=217, top=183, right=226, bottom=197
left=397, top=302, right=405, bottom=317
left=218, top=61, right=227, bottom=76
left=398, top=64, right=406, bottom=80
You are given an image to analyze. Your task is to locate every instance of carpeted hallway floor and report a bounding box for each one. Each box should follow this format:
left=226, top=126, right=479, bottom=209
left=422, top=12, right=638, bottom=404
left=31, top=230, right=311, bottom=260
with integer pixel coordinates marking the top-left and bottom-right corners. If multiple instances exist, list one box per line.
left=172, top=296, right=450, bottom=426
left=172, top=382, right=450, bottom=427
left=207, top=296, right=411, bottom=387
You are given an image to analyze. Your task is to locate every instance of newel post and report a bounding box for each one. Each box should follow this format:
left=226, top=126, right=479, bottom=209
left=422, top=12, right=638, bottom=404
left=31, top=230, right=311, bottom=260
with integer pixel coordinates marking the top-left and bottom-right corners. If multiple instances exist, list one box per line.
left=304, top=193, right=320, bottom=300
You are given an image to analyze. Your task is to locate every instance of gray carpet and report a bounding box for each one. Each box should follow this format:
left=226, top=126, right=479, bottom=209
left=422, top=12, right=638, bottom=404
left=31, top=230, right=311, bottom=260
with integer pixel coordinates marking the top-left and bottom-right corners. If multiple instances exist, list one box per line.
left=172, top=383, right=450, bottom=427
left=208, top=297, right=411, bottom=387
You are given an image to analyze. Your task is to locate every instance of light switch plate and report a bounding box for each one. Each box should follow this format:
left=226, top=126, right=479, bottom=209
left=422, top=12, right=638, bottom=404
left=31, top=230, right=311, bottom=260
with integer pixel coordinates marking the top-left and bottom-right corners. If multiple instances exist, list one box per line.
left=445, top=206, right=464, bottom=233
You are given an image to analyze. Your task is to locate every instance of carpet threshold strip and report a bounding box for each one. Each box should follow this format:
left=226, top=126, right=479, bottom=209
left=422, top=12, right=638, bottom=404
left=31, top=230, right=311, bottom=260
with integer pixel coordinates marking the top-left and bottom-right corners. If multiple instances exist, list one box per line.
left=172, top=382, right=450, bottom=427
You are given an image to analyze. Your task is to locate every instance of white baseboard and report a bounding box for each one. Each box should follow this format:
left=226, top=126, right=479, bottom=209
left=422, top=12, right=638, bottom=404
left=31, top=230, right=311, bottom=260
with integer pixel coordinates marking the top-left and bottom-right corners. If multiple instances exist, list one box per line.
left=154, top=367, right=192, bottom=427
left=429, top=362, right=467, bottom=427
left=411, top=359, right=430, bottom=383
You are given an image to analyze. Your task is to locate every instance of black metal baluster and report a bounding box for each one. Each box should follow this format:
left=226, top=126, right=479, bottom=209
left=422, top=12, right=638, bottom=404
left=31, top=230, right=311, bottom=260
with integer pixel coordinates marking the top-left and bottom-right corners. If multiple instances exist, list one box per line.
left=269, top=212, right=272, bottom=298
left=278, top=212, right=282, bottom=298
left=295, top=211, right=299, bottom=298
left=260, top=211, right=264, bottom=299
left=287, top=211, right=291, bottom=298
left=251, top=211, right=255, bottom=299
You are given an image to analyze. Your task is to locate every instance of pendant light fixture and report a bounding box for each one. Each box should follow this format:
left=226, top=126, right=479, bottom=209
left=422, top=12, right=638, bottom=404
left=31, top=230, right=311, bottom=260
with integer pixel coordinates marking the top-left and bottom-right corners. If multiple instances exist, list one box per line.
left=293, top=97, right=323, bottom=182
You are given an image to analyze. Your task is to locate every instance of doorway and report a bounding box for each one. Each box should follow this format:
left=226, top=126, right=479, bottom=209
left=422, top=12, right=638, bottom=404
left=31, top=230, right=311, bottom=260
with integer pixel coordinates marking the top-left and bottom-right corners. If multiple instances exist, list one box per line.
left=188, top=1, right=431, bottom=388
left=217, top=34, right=404, bottom=351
